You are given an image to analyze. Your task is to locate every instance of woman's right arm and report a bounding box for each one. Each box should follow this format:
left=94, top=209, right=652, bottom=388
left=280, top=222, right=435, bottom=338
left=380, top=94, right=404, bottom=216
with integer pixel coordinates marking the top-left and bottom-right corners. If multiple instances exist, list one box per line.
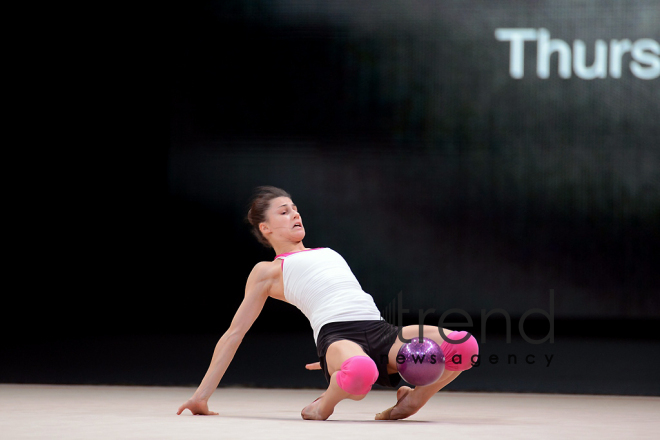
left=177, top=262, right=274, bottom=415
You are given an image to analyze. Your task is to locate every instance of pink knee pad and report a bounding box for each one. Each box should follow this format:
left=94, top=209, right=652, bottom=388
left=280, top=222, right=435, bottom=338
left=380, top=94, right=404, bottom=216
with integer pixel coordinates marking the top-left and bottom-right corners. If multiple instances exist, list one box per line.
left=335, top=356, right=379, bottom=395
left=441, top=331, right=479, bottom=371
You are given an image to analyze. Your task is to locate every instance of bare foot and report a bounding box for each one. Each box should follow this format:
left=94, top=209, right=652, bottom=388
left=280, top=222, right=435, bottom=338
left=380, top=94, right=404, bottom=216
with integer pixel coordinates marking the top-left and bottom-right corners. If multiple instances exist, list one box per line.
left=375, top=386, right=419, bottom=420
left=301, top=393, right=333, bottom=420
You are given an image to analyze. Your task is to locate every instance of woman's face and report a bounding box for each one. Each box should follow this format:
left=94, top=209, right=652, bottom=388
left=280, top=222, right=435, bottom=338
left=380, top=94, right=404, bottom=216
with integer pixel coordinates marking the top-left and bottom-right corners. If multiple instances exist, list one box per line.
left=260, top=196, right=305, bottom=244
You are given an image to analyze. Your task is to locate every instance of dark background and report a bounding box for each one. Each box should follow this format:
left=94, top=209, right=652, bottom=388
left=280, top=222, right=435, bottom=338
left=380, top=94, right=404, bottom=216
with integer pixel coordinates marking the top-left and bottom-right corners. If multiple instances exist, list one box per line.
left=4, top=0, right=659, bottom=395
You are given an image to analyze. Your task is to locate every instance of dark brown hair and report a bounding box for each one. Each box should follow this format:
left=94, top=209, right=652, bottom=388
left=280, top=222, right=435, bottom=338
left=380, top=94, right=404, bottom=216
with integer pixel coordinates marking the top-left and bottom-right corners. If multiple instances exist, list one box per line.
left=246, top=186, right=292, bottom=248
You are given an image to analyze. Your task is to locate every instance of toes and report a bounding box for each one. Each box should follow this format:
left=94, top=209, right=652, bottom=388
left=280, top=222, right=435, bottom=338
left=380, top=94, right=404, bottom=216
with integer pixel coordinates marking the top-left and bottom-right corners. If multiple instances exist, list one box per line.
left=376, top=388, right=416, bottom=421
left=375, top=405, right=395, bottom=420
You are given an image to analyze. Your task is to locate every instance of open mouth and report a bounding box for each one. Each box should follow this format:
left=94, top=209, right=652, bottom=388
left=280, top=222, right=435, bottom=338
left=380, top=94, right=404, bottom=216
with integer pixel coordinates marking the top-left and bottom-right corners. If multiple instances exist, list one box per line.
left=293, top=222, right=302, bottom=229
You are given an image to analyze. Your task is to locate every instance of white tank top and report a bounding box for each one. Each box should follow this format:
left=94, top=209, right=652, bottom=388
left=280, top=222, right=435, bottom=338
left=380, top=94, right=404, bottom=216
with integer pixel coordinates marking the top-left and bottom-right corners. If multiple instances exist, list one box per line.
left=275, top=247, right=383, bottom=345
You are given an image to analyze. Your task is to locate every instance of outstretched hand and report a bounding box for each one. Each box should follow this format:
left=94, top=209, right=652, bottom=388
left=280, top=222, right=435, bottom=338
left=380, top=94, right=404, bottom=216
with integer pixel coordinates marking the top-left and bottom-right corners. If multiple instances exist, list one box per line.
left=305, top=362, right=321, bottom=370
left=177, top=398, right=219, bottom=416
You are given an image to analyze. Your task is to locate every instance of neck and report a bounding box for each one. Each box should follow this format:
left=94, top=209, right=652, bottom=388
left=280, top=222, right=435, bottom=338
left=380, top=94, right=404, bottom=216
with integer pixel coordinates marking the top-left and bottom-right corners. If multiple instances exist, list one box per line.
left=272, top=242, right=306, bottom=258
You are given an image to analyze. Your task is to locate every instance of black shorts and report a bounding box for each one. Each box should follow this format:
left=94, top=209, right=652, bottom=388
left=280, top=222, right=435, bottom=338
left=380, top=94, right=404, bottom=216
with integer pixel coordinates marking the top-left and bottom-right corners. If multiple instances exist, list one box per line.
left=316, top=319, right=402, bottom=388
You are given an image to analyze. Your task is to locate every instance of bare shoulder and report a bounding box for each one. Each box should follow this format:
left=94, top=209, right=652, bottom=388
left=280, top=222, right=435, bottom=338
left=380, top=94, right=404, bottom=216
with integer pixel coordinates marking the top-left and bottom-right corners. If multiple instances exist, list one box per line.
left=249, top=260, right=281, bottom=281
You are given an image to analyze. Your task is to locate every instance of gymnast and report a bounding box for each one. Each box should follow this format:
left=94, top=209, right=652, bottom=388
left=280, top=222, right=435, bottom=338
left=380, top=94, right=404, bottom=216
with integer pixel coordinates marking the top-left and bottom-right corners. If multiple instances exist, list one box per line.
left=177, top=186, right=479, bottom=420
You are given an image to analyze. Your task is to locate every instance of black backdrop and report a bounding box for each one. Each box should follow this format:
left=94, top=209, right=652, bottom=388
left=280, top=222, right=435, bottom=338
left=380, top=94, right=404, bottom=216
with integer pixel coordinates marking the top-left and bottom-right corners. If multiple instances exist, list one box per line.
left=166, top=0, right=659, bottom=326
left=5, top=0, right=659, bottom=393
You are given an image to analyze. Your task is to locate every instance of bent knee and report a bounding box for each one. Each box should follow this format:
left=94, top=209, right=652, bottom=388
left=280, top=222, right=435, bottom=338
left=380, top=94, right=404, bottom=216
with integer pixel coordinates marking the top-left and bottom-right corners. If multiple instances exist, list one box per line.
left=441, top=331, right=479, bottom=372
left=335, top=356, right=379, bottom=395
